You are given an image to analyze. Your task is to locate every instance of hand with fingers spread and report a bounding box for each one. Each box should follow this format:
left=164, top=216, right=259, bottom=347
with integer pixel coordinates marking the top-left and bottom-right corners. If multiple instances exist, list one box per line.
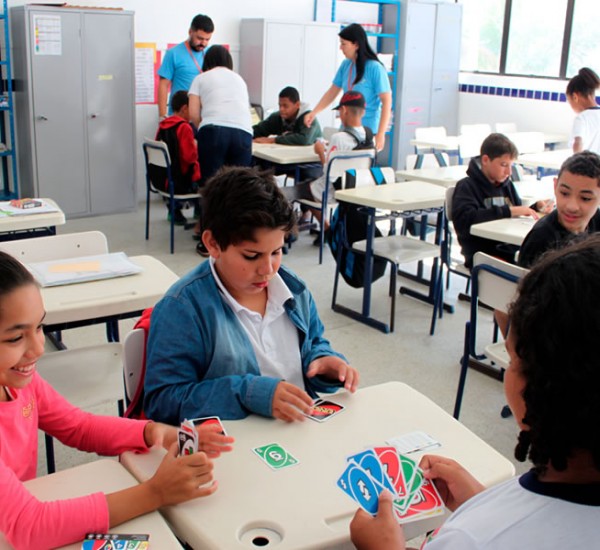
left=350, top=490, right=406, bottom=550
left=272, top=381, right=314, bottom=422
left=196, top=423, right=235, bottom=458
left=306, top=356, right=359, bottom=393
left=419, top=455, right=485, bottom=512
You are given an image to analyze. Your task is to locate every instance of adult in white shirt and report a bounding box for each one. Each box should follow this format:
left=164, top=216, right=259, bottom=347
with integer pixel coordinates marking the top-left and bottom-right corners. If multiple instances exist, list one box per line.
left=189, top=45, right=253, bottom=185
left=567, top=67, right=600, bottom=154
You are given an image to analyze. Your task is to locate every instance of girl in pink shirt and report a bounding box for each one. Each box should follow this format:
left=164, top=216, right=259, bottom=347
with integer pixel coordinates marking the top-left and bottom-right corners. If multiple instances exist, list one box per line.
left=0, top=251, right=234, bottom=549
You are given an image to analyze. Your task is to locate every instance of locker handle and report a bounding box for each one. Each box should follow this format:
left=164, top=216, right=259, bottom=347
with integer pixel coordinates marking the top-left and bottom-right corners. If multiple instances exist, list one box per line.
left=37, top=115, right=48, bottom=121
left=90, top=113, right=98, bottom=119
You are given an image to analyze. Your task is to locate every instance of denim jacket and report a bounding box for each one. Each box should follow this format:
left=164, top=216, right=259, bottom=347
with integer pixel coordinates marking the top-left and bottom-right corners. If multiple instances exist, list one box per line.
left=144, top=262, right=346, bottom=423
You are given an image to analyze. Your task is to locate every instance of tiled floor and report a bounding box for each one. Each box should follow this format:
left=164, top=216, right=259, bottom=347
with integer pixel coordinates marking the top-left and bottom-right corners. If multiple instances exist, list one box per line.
left=37, top=198, right=528, bottom=545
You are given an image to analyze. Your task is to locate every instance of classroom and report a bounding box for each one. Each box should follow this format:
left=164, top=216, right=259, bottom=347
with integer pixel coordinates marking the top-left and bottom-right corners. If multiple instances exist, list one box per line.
left=0, top=0, right=598, bottom=548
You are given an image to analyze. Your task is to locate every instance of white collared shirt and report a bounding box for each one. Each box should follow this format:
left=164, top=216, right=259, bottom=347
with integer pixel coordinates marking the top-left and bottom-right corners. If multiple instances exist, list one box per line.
left=209, top=258, right=304, bottom=389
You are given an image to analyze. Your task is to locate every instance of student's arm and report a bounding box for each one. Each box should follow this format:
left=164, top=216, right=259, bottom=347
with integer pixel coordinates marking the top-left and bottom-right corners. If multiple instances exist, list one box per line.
left=188, top=93, right=202, bottom=129
left=572, top=136, right=584, bottom=153
left=375, top=91, right=392, bottom=152
left=274, top=114, right=322, bottom=146
left=252, top=113, right=280, bottom=139
left=157, top=78, right=171, bottom=119
left=304, top=84, right=342, bottom=128
left=177, top=122, right=200, bottom=169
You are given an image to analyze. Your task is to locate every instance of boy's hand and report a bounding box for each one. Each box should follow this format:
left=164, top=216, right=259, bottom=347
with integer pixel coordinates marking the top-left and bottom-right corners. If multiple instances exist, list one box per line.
left=510, top=205, right=539, bottom=219
left=419, top=455, right=485, bottom=512
left=196, top=423, right=235, bottom=458
left=305, top=112, right=316, bottom=128
left=306, top=356, right=359, bottom=393
left=253, top=137, right=276, bottom=144
left=535, top=198, right=554, bottom=214
left=350, top=490, right=406, bottom=550
left=272, top=381, right=314, bottom=422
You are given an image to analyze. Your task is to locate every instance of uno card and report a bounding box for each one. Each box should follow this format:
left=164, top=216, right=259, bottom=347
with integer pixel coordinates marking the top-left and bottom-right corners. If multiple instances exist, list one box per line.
left=393, top=454, right=422, bottom=513
left=178, top=419, right=198, bottom=456
left=305, top=399, right=345, bottom=422
left=337, top=461, right=387, bottom=515
left=346, top=449, right=396, bottom=494
left=373, top=446, right=407, bottom=498
left=394, top=478, right=444, bottom=523
left=253, top=443, right=299, bottom=470
left=192, top=416, right=227, bottom=436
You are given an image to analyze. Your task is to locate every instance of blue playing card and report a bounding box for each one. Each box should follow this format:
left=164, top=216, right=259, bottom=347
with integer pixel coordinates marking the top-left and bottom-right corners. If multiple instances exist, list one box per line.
left=337, top=461, right=386, bottom=515
left=346, top=449, right=396, bottom=494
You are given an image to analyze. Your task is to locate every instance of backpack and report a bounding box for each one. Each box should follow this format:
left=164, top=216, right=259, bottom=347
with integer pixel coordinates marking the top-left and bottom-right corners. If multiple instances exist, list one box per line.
left=152, top=121, right=196, bottom=194
left=328, top=167, right=388, bottom=289
left=343, top=126, right=375, bottom=151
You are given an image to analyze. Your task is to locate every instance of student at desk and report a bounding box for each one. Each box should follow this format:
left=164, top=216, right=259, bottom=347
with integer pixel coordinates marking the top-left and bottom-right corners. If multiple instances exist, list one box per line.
left=0, top=252, right=233, bottom=550
left=144, top=166, right=359, bottom=424
left=452, top=133, right=552, bottom=268
left=519, top=151, right=600, bottom=268
left=351, top=235, right=600, bottom=550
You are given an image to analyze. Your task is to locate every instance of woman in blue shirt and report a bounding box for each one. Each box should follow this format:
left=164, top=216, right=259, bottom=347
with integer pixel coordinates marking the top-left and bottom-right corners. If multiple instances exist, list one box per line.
left=305, top=24, right=391, bottom=151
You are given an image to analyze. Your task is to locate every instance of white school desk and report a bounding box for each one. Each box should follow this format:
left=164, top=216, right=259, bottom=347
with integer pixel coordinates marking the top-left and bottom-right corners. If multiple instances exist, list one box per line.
left=518, top=148, right=571, bottom=171
left=0, top=459, right=181, bottom=550
left=121, top=382, right=515, bottom=550
left=396, top=165, right=468, bottom=188
left=333, top=181, right=447, bottom=333
left=470, top=217, right=537, bottom=246
left=41, top=255, right=178, bottom=334
left=0, top=198, right=65, bottom=240
left=252, top=143, right=320, bottom=165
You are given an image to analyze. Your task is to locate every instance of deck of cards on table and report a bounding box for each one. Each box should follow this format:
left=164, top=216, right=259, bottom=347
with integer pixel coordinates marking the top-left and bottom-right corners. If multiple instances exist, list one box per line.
left=337, top=444, right=445, bottom=523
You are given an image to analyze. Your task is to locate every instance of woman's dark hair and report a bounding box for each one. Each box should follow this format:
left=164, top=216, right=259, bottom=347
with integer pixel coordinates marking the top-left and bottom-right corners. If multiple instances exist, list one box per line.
left=566, top=67, right=600, bottom=97
left=0, top=251, right=36, bottom=318
left=338, top=24, right=382, bottom=86
left=202, top=166, right=296, bottom=249
left=508, top=234, right=600, bottom=475
left=202, top=45, right=233, bottom=72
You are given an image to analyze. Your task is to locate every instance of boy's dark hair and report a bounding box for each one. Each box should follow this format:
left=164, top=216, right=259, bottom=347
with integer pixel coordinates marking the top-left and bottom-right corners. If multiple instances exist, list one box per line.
left=170, top=90, right=189, bottom=113
left=509, top=233, right=600, bottom=475
left=557, top=150, right=600, bottom=185
left=279, top=86, right=300, bottom=104
left=566, top=67, right=600, bottom=97
left=202, top=45, right=233, bottom=72
left=480, top=133, right=518, bottom=160
left=190, top=14, right=214, bottom=33
left=202, top=166, right=296, bottom=249
left=0, top=251, right=36, bottom=316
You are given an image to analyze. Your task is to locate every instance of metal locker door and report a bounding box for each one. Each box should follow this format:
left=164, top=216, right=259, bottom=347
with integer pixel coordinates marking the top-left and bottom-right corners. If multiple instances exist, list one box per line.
left=83, top=12, right=135, bottom=215
left=30, top=10, right=88, bottom=217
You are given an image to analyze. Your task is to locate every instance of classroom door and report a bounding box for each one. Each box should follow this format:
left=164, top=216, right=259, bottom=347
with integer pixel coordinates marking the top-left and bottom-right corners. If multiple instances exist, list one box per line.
left=29, top=10, right=88, bottom=216
left=83, top=12, right=135, bottom=215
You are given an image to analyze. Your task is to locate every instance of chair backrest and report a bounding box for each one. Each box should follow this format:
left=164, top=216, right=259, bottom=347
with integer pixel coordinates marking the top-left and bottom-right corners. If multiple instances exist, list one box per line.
left=250, top=103, right=263, bottom=123
left=322, top=126, right=337, bottom=141
left=495, top=122, right=517, bottom=133
left=457, top=133, right=483, bottom=161
left=405, top=153, right=450, bottom=169
left=472, top=252, right=528, bottom=314
left=346, top=166, right=395, bottom=189
left=326, top=149, right=375, bottom=184
left=445, top=186, right=456, bottom=222
left=143, top=137, right=171, bottom=168
left=0, top=231, right=108, bottom=263
left=123, top=327, right=145, bottom=403
left=415, top=126, right=447, bottom=141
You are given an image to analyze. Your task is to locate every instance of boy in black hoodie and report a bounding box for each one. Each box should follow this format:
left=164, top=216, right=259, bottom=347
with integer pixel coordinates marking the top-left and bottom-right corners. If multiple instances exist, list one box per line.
left=452, top=133, right=551, bottom=268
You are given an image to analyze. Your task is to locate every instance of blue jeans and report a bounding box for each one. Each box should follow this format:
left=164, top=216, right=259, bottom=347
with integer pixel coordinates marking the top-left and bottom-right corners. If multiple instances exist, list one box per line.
left=197, top=125, right=252, bottom=185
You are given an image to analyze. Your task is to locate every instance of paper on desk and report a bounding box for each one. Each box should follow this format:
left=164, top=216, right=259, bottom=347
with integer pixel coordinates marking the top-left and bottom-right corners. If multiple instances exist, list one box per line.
left=27, top=252, right=143, bottom=287
left=0, top=199, right=59, bottom=216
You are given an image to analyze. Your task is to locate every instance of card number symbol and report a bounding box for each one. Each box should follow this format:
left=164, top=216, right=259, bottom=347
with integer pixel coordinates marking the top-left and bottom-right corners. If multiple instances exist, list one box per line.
left=357, top=479, right=371, bottom=501
left=269, top=451, right=283, bottom=461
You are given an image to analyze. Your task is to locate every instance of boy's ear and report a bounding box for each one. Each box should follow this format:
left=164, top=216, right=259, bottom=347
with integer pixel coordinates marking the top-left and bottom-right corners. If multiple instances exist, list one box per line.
left=202, top=230, right=221, bottom=258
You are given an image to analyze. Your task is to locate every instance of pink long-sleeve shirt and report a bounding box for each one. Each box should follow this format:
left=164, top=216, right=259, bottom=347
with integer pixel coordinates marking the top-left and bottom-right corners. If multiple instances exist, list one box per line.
left=0, top=373, right=150, bottom=550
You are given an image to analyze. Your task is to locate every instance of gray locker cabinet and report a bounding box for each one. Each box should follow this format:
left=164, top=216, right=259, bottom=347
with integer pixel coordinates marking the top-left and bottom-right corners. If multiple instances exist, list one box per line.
left=11, top=6, right=136, bottom=218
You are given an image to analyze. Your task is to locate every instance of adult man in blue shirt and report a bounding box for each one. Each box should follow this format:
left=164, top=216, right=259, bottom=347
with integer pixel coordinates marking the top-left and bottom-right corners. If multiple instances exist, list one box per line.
left=157, top=14, right=214, bottom=119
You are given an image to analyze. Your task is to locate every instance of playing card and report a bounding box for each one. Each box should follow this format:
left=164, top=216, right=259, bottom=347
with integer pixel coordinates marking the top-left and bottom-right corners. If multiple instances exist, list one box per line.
left=178, top=419, right=198, bottom=456
left=304, top=399, right=345, bottom=422
left=253, top=443, right=299, bottom=470
left=191, top=415, right=227, bottom=435
left=393, top=454, right=422, bottom=513
left=394, top=478, right=444, bottom=524
left=373, top=446, right=407, bottom=498
left=347, top=449, right=396, bottom=494
left=337, top=461, right=387, bottom=515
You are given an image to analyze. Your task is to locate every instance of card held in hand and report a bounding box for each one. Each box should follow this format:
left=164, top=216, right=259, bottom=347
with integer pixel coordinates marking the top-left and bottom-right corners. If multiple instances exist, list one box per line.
left=178, top=419, right=198, bottom=456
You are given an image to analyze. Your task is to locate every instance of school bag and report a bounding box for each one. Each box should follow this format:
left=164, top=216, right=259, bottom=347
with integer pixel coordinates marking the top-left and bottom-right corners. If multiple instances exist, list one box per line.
left=328, top=167, right=389, bottom=288
left=343, top=126, right=375, bottom=151
left=152, top=121, right=197, bottom=194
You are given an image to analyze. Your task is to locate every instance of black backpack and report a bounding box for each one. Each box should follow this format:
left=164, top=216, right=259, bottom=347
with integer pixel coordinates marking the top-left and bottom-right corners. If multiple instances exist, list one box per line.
left=328, top=167, right=388, bottom=289
left=151, top=121, right=196, bottom=194
left=343, top=126, right=375, bottom=151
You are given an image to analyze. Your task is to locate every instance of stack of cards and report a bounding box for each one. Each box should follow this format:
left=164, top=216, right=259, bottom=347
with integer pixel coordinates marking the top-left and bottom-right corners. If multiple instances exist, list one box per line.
left=302, top=399, right=345, bottom=422
left=177, top=420, right=198, bottom=456
left=337, top=446, right=444, bottom=524
left=82, top=533, right=149, bottom=549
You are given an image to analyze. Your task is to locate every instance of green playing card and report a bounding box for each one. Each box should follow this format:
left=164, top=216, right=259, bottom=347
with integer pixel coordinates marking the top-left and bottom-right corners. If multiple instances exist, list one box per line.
left=253, top=443, right=299, bottom=470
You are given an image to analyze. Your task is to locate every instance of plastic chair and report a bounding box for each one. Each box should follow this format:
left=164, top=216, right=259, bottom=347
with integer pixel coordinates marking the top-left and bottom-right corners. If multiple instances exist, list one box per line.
left=123, top=327, right=145, bottom=405
left=453, top=252, right=528, bottom=419
left=298, top=149, right=375, bottom=264
left=37, top=343, right=124, bottom=474
left=442, top=187, right=471, bottom=292
left=405, top=153, right=450, bottom=169
left=414, top=126, right=448, bottom=144
left=143, top=138, right=200, bottom=254
left=331, top=169, right=443, bottom=334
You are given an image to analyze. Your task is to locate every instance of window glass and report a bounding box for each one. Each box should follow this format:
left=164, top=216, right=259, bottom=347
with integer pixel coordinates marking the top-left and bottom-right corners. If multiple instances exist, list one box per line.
left=505, top=0, right=567, bottom=77
left=567, top=0, right=600, bottom=77
left=460, top=0, right=505, bottom=72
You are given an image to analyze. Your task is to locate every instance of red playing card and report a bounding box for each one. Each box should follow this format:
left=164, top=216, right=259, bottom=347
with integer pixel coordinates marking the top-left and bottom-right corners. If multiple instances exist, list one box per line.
left=305, top=399, right=345, bottom=422
left=373, top=446, right=408, bottom=498
left=192, top=416, right=227, bottom=435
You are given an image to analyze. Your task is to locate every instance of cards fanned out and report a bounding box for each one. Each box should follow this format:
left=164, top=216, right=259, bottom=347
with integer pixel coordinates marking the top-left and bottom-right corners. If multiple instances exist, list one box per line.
left=337, top=445, right=445, bottom=524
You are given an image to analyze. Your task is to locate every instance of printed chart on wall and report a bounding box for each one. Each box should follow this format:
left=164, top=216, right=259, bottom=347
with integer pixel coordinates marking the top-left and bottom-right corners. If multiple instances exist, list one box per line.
left=135, top=42, right=161, bottom=104
left=33, top=14, right=62, bottom=56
